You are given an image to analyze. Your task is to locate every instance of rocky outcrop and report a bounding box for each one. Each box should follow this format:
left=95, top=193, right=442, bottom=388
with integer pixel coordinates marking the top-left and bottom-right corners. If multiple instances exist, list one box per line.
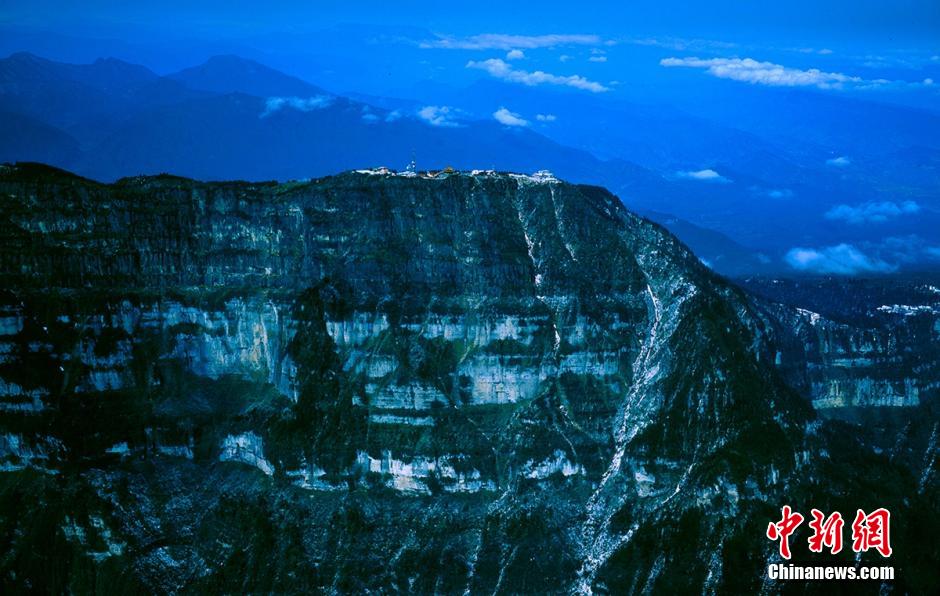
left=0, top=163, right=935, bottom=594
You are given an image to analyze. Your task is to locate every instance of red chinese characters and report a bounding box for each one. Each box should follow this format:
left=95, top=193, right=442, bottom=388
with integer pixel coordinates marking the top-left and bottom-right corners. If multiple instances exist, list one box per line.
left=851, top=508, right=892, bottom=558
left=767, top=506, right=892, bottom=559
left=766, top=505, right=804, bottom=559
left=807, top=508, right=844, bottom=554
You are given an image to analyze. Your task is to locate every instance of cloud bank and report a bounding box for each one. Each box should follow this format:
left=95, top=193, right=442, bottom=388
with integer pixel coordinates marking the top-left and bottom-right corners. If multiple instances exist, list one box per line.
left=825, top=201, right=920, bottom=224
left=467, top=58, right=608, bottom=92
left=422, top=34, right=602, bottom=50
left=785, top=244, right=897, bottom=274
left=261, top=95, right=333, bottom=117
left=627, top=37, right=738, bottom=52
left=785, top=236, right=940, bottom=274
left=660, top=57, right=862, bottom=89
left=676, top=168, right=730, bottom=182
left=493, top=107, right=528, bottom=127
left=417, top=105, right=459, bottom=127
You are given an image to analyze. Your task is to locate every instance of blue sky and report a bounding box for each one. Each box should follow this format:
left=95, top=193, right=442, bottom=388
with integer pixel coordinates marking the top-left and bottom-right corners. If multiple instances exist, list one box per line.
left=3, top=0, right=939, bottom=43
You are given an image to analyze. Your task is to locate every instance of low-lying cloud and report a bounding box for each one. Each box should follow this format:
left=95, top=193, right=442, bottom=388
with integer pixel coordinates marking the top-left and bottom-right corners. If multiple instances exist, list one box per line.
left=796, top=47, right=833, bottom=55
left=785, top=244, right=896, bottom=274
left=417, top=105, right=460, bottom=127
left=261, top=95, right=332, bottom=117
left=660, top=57, right=862, bottom=89
left=785, top=236, right=940, bottom=274
left=676, top=168, right=730, bottom=182
left=826, top=156, right=851, bottom=167
left=421, top=34, right=602, bottom=50
left=493, top=107, right=528, bottom=127
left=627, top=36, right=738, bottom=52
left=467, top=58, right=608, bottom=92
left=825, top=201, right=920, bottom=224
left=536, top=113, right=557, bottom=122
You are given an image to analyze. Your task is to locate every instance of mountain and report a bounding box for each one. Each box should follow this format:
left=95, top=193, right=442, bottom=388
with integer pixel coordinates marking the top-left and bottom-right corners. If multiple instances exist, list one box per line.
left=420, top=77, right=809, bottom=178
left=73, top=88, right=670, bottom=196
left=0, top=110, right=81, bottom=165
left=168, top=54, right=331, bottom=97
left=0, top=52, right=665, bottom=197
left=0, top=51, right=157, bottom=90
left=675, top=82, right=940, bottom=158
left=0, top=164, right=935, bottom=593
left=0, top=52, right=198, bottom=136
left=0, top=52, right=136, bottom=129
left=641, top=210, right=779, bottom=276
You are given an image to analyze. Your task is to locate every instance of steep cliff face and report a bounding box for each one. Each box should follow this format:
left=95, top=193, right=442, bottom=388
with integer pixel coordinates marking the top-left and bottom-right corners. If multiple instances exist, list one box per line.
left=0, top=164, right=936, bottom=593
left=745, top=280, right=940, bottom=503
left=768, top=305, right=935, bottom=409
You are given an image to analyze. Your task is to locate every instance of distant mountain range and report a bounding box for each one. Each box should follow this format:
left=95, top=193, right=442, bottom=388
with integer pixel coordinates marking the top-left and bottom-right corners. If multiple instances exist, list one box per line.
left=1, top=51, right=939, bottom=276
left=0, top=52, right=658, bottom=187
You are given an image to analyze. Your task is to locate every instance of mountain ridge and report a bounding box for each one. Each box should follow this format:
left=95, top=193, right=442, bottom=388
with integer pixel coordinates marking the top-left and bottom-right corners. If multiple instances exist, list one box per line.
left=0, top=164, right=935, bottom=593
left=167, top=54, right=332, bottom=97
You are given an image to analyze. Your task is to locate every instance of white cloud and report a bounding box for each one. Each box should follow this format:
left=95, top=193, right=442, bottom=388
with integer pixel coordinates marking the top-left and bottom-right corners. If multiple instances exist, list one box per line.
left=506, top=49, right=525, bottom=60
left=588, top=56, right=607, bottom=63
left=421, top=34, right=602, bottom=50
left=825, top=201, right=920, bottom=224
left=417, top=105, right=460, bottom=127
left=261, top=95, right=332, bottom=117
left=797, top=47, right=833, bottom=55
left=676, top=168, right=730, bottom=182
left=660, top=57, right=863, bottom=89
left=767, top=188, right=794, bottom=199
left=493, top=107, right=528, bottom=127
left=467, top=58, right=608, bottom=92
left=385, top=110, right=402, bottom=122
left=881, top=235, right=940, bottom=265
left=559, top=54, right=571, bottom=62
left=626, top=36, right=738, bottom=52
left=788, top=236, right=940, bottom=274
left=536, top=113, right=557, bottom=122
left=826, top=156, right=851, bottom=167
left=785, top=244, right=897, bottom=274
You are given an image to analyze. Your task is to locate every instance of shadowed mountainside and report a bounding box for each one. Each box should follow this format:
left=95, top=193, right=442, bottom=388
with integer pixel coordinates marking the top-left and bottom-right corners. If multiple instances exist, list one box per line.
left=0, top=163, right=936, bottom=593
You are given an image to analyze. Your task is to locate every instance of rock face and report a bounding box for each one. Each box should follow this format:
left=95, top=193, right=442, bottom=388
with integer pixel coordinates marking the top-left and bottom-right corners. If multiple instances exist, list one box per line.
left=0, top=163, right=936, bottom=593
